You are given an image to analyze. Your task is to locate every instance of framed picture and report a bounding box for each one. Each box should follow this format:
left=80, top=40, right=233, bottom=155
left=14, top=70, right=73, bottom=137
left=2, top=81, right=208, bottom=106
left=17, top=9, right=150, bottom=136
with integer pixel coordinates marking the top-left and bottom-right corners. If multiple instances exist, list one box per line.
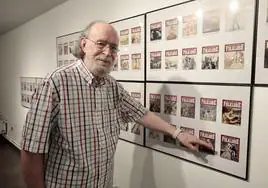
left=146, top=0, right=255, bottom=84
left=145, top=83, right=251, bottom=179
left=56, top=31, right=81, bottom=67
left=118, top=81, right=145, bottom=145
left=255, top=0, right=268, bottom=85
left=20, top=77, right=43, bottom=108
left=111, top=15, right=145, bottom=81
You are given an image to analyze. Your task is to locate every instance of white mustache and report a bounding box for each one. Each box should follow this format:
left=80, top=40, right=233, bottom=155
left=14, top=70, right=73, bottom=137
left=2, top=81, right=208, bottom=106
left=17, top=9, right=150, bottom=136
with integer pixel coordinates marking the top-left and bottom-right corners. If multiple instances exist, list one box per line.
left=96, top=56, right=112, bottom=62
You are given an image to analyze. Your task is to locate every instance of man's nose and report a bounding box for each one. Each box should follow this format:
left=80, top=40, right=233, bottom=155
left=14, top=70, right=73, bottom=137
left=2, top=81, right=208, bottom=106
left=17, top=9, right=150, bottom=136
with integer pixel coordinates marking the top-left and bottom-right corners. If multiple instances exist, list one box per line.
left=102, top=45, right=113, bottom=55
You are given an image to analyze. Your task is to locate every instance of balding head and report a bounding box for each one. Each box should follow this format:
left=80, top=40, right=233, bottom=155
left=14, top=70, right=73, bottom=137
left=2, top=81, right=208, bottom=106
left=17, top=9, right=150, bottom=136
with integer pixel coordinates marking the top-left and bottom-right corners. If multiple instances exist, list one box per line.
left=71, top=20, right=119, bottom=59
left=73, top=20, right=119, bottom=77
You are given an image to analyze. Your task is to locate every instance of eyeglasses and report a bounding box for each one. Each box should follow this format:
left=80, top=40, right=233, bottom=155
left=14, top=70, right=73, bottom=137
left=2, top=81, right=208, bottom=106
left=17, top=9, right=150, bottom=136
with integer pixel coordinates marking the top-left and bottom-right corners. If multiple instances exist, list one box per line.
left=85, top=37, right=119, bottom=54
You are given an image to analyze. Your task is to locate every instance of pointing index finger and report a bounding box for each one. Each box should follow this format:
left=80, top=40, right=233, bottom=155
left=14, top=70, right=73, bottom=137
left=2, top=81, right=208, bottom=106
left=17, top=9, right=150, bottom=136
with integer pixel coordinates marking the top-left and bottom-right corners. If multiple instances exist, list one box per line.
left=196, top=139, right=213, bottom=149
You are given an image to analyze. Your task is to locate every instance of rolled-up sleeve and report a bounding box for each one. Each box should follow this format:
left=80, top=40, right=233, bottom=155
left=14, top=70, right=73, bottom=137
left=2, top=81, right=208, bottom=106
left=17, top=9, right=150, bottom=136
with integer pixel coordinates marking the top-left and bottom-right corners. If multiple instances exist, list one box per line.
left=21, top=79, right=59, bottom=153
left=118, top=84, right=147, bottom=123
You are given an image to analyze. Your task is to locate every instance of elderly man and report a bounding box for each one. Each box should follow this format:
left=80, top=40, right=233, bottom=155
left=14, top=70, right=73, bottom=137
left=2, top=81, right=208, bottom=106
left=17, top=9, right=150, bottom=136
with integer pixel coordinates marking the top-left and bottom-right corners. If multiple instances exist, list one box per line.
left=21, top=20, right=212, bottom=188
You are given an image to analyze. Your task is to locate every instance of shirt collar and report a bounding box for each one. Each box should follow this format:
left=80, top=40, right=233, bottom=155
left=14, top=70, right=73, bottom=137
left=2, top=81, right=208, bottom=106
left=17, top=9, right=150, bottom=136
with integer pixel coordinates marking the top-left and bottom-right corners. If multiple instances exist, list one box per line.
left=77, top=59, right=107, bottom=87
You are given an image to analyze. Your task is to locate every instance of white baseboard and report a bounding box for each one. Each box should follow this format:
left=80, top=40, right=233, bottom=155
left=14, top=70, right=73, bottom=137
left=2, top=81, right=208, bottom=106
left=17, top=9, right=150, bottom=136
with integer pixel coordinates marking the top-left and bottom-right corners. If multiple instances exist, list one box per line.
left=3, top=134, right=21, bottom=150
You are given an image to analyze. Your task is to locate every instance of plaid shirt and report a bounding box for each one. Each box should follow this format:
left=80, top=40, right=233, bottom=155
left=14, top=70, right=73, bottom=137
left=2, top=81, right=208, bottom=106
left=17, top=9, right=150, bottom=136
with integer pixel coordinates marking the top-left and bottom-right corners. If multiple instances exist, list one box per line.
left=21, top=60, right=146, bottom=188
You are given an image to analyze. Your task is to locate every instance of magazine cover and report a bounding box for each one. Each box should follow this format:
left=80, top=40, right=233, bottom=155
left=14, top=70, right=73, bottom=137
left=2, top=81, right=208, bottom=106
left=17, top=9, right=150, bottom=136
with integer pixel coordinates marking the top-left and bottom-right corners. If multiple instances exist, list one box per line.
left=120, top=29, right=129, bottom=45
left=224, top=43, right=245, bottom=69
left=69, top=41, right=74, bottom=54
left=120, top=54, right=129, bottom=70
left=70, top=59, right=75, bottom=64
left=163, top=124, right=176, bottom=145
left=165, top=49, right=178, bottom=70
left=132, top=53, right=141, bottom=70
left=200, top=97, right=217, bottom=122
left=220, top=135, right=240, bottom=162
left=120, top=123, right=129, bottom=132
left=58, top=44, right=63, bottom=56
left=181, top=96, right=195, bottom=119
left=164, top=94, right=177, bottom=115
left=265, top=40, right=268, bottom=68
left=150, top=22, right=162, bottom=41
left=131, top=91, right=142, bottom=102
left=130, top=122, right=142, bottom=135
left=148, top=129, right=161, bottom=140
left=64, top=42, right=69, bottom=55
left=203, top=9, right=220, bottom=33
left=182, top=47, right=197, bottom=70
left=131, top=26, right=141, bottom=44
left=64, top=60, right=69, bottom=66
left=199, top=130, right=216, bottom=153
left=226, top=7, right=248, bottom=32
left=179, top=126, right=194, bottom=147
left=149, top=93, right=161, bottom=113
left=202, top=45, right=219, bottom=70
left=150, top=51, right=162, bottom=70
left=222, top=99, right=242, bottom=125
left=180, top=126, right=194, bottom=135
left=165, top=18, right=178, bottom=40
left=182, top=14, right=197, bottom=37
left=128, top=91, right=143, bottom=135
left=58, top=60, right=63, bottom=67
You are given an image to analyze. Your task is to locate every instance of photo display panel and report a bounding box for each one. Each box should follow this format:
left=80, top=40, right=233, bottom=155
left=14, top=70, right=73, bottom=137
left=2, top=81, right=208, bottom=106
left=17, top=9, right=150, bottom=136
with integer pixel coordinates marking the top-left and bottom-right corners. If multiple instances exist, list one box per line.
left=56, top=32, right=81, bottom=67
left=111, top=15, right=145, bottom=81
left=255, top=0, right=268, bottom=84
left=20, top=77, right=44, bottom=108
left=145, top=83, right=251, bottom=179
left=118, top=82, right=145, bottom=145
left=146, top=0, right=255, bottom=83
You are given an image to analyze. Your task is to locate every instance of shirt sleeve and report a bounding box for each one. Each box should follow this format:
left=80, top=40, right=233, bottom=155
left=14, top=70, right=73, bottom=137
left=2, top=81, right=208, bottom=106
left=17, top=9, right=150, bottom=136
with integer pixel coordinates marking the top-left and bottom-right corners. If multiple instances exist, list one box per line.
left=21, top=78, right=59, bottom=153
left=118, top=83, right=147, bottom=123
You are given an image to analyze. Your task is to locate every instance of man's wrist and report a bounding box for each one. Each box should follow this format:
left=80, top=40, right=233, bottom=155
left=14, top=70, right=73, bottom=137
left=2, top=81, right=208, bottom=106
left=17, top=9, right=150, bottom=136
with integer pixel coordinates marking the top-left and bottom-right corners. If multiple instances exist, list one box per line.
left=172, top=127, right=183, bottom=140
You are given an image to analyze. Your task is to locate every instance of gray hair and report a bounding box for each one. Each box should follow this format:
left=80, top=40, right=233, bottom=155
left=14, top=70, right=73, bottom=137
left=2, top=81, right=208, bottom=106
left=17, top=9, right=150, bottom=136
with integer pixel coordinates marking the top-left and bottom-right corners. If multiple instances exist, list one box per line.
left=71, top=20, right=108, bottom=59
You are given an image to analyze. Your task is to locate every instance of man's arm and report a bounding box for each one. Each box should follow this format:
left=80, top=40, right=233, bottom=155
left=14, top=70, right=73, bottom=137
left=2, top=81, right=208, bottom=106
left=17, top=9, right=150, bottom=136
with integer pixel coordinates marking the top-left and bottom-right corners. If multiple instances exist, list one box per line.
left=137, top=111, right=213, bottom=151
left=21, top=150, right=45, bottom=188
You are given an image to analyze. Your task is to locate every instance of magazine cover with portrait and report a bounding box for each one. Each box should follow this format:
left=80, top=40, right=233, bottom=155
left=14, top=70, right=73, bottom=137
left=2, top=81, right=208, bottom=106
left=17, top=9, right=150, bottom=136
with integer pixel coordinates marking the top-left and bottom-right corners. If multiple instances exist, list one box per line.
left=131, top=26, right=141, bottom=44
left=199, top=130, right=216, bottom=154
left=182, top=47, right=197, bottom=70
left=202, top=45, right=219, bottom=70
left=220, top=135, right=240, bottom=162
left=150, top=22, right=162, bottom=41
left=165, top=49, right=178, bottom=70
left=150, top=51, right=162, bottom=70
left=200, top=97, right=217, bottom=122
left=132, top=53, right=141, bottom=70
left=163, top=124, right=176, bottom=145
left=120, top=29, right=129, bottom=45
left=222, top=99, right=242, bottom=126
left=203, top=9, right=220, bottom=33
left=165, top=18, right=178, bottom=40
left=181, top=96, right=195, bottom=119
left=120, top=54, right=130, bottom=70
left=149, top=93, right=161, bottom=113
left=224, top=43, right=245, bottom=69
left=183, top=14, right=197, bottom=37
left=164, top=94, right=177, bottom=115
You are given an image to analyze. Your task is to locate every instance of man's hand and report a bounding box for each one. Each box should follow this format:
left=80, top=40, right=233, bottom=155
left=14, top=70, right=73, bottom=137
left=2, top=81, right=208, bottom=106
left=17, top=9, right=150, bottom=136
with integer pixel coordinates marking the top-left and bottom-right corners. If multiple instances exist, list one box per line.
left=177, top=131, right=213, bottom=151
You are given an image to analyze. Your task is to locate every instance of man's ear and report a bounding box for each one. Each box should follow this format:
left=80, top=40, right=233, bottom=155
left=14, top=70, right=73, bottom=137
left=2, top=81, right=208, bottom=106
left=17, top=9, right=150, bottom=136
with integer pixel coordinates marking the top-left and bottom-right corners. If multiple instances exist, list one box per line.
left=80, top=38, right=87, bottom=52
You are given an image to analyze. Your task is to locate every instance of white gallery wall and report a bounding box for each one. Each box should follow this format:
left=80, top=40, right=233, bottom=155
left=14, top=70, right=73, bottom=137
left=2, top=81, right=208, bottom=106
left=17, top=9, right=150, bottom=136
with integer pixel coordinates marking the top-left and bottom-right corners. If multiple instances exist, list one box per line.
left=0, top=0, right=267, bottom=187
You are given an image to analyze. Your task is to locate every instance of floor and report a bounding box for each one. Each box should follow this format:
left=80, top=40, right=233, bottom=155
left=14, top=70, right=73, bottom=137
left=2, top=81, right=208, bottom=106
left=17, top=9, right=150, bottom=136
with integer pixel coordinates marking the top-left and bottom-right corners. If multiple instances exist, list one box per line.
left=0, top=136, right=26, bottom=188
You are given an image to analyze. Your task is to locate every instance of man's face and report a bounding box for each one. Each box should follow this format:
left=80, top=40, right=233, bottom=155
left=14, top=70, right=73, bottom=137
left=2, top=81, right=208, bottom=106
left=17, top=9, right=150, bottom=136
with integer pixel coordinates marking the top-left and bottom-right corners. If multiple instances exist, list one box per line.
left=81, top=23, right=119, bottom=77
